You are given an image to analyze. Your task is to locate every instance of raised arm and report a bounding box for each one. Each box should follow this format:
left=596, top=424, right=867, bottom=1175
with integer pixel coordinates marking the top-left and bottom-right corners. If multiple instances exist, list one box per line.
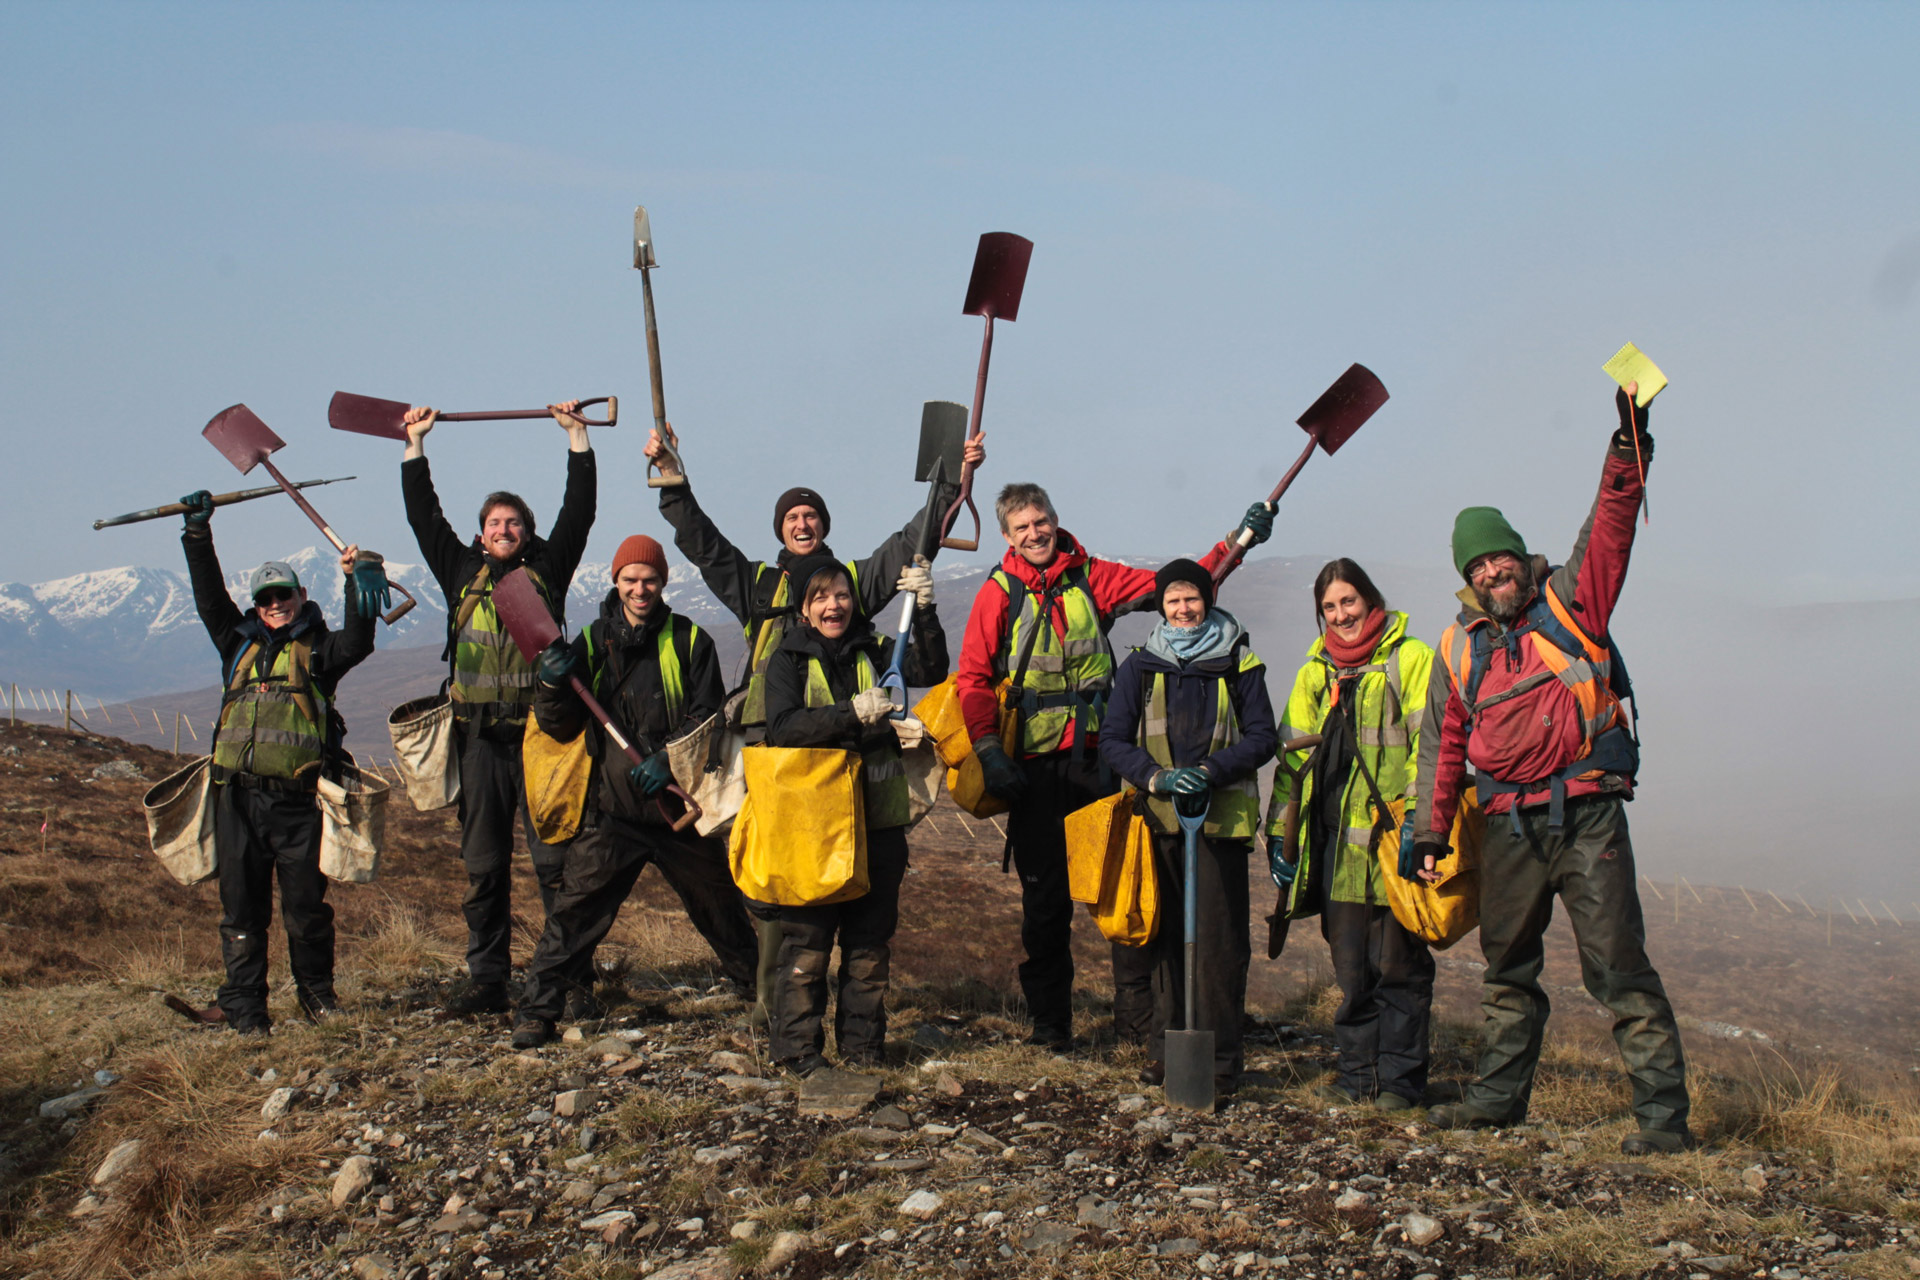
left=656, top=481, right=760, bottom=627
left=180, top=508, right=244, bottom=661
left=312, top=544, right=377, bottom=688
left=1546, top=385, right=1653, bottom=638
left=542, top=402, right=598, bottom=586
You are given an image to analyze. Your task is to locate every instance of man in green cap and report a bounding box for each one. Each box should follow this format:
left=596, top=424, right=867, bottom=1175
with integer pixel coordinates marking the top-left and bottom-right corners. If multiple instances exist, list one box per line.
left=1408, top=382, right=1691, bottom=1155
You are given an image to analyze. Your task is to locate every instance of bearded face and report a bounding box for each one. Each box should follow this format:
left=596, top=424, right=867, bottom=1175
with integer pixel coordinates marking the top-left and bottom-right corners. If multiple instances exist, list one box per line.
left=1472, top=554, right=1534, bottom=625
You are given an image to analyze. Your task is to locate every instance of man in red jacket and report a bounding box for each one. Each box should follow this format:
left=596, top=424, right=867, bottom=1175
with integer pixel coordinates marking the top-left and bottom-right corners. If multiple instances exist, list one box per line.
left=957, top=483, right=1271, bottom=1049
left=1409, top=384, right=1691, bottom=1154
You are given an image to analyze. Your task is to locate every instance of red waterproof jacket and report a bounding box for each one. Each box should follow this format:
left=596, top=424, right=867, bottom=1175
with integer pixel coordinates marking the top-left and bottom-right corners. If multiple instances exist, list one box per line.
left=1412, top=436, right=1648, bottom=834
left=956, top=531, right=1230, bottom=754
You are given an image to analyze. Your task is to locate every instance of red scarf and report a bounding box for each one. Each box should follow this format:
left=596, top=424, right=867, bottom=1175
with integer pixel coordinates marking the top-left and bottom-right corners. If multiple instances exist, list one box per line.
left=1322, top=607, right=1387, bottom=670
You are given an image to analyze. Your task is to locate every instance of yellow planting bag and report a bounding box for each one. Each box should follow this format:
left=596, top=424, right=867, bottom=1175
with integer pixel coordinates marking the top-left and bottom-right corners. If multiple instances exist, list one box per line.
left=1372, top=787, right=1484, bottom=951
left=916, top=675, right=1017, bottom=819
left=1088, top=803, right=1158, bottom=947
left=728, top=746, right=869, bottom=906
left=1065, top=790, right=1132, bottom=904
left=522, top=715, right=593, bottom=846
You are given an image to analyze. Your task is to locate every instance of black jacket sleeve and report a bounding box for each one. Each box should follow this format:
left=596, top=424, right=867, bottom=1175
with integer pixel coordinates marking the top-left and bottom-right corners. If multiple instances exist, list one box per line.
left=532, top=632, right=592, bottom=743
left=902, top=606, right=949, bottom=686
left=851, top=480, right=958, bottom=619
left=1200, top=661, right=1278, bottom=784
left=765, top=649, right=860, bottom=748
left=657, top=483, right=760, bottom=628
left=541, top=449, right=598, bottom=589
left=1097, top=655, right=1159, bottom=791
left=401, top=456, right=475, bottom=602
left=311, top=572, right=378, bottom=692
left=181, top=526, right=245, bottom=666
left=682, top=627, right=726, bottom=734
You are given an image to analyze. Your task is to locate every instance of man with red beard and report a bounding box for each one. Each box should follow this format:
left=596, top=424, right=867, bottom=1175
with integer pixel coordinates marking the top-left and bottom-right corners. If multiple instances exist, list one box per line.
left=1409, top=383, right=1691, bottom=1154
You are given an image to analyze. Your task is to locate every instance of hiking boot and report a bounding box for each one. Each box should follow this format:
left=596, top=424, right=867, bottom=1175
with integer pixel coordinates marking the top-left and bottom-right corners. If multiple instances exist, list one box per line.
left=1027, top=1024, right=1076, bottom=1053
left=232, top=1020, right=271, bottom=1038
left=1138, top=1063, right=1166, bottom=1086
left=510, top=1017, right=555, bottom=1050
left=1374, top=1092, right=1416, bottom=1112
left=1316, top=1083, right=1361, bottom=1107
left=1620, top=1127, right=1697, bottom=1155
left=298, top=992, right=342, bottom=1024
left=562, top=987, right=604, bottom=1022
left=445, top=981, right=511, bottom=1016
left=1427, top=1102, right=1503, bottom=1130
left=781, top=1053, right=830, bottom=1079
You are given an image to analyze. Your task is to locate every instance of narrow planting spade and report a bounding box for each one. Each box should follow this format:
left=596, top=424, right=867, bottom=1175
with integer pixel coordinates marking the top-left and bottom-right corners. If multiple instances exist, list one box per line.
left=201, top=405, right=417, bottom=624
left=633, top=205, right=688, bottom=488
left=1211, top=363, right=1390, bottom=587
left=940, top=232, right=1033, bottom=553
left=327, top=392, right=615, bottom=440
left=876, top=401, right=969, bottom=714
left=95, top=476, right=355, bottom=531
left=489, top=567, right=703, bottom=833
left=1164, top=796, right=1216, bottom=1114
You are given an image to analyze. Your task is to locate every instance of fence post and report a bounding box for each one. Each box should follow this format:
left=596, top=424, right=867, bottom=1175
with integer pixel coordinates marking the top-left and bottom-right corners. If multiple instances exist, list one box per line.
left=173, top=711, right=181, bottom=755
left=63, top=690, right=71, bottom=733
left=7, top=683, right=13, bottom=725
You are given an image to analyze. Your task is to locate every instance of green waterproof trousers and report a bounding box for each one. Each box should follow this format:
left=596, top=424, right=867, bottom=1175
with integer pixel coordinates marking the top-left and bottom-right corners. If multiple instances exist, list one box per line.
left=1466, top=795, right=1690, bottom=1133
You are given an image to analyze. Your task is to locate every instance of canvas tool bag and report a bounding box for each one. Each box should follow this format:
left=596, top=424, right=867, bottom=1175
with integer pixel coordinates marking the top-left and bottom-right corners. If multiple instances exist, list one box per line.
left=318, top=761, right=390, bottom=884
left=1351, top=749, right=1483, bottom=951
left=667, top=713, right=748, bottom=838
left=387, top=692, right=459, bottom=811
left=143, top=755, right=218, bottom=886
left=728, top=746, right=869, bottom=906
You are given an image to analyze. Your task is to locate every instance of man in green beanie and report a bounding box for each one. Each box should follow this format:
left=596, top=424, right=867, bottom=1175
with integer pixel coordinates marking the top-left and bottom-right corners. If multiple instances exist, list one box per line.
left=1409, top=383, right=1692, bottom=1155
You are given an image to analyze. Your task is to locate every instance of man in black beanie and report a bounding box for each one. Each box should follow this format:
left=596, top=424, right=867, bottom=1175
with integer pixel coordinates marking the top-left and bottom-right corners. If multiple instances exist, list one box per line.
left=644, top=423, right=984, bottom=1023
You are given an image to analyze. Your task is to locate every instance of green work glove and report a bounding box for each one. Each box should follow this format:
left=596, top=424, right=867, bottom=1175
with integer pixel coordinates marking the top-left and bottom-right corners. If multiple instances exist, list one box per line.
left=973, top=735, right=1027, bottom=803
left=350, top=552, right=391, bottom=620
left=181, top=491, right=215, bottom=530
left=629, top=752, right=675, bottom=797
left=1152, top=766, right=1211, bottom=796
left=535, top=641, right=577, bottom=687
left=1239, top=501, right=1275, bottom=547
left=1269, top=849, right=1298, bottom=888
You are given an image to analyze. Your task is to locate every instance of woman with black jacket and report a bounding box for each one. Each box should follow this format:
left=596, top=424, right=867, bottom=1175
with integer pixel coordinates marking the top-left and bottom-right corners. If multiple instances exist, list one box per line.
left=1097, top=560, right=1278, bottom=1097
left=762, top=554, right=948, bottom=1075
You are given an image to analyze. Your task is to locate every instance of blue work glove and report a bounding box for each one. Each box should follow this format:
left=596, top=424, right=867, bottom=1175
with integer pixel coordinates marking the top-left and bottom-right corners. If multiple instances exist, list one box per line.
left=629, top=752, right=675, bottom=797
left=973, top=735, right=1028, bottom=803
left=1152, top=766, right=1211, bottom=796
left=349, top=552, right=391, bottom=619
left=535, top=641, right=577, bottom=687
left=1238, top=501, right=1275, bottom=547
left=1403, top=835, right=1450, bottom=883
left=181, top=491, right=215, bottom=530
left=1269, top=850, right=1298, bottom=887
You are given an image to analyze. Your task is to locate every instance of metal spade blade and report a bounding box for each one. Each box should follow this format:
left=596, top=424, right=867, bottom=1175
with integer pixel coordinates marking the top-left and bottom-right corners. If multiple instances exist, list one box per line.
left=489, top=568, right=563, bottom=663
left=1296, top=362, right=1389, bottom=455
left=916, top=401, right=969, bottom=484
left=202, top=404, right=286, bottom=474
left=962, top=233, right=1034, bottom=321
left=1164, top=803, right=1216, bottom=1114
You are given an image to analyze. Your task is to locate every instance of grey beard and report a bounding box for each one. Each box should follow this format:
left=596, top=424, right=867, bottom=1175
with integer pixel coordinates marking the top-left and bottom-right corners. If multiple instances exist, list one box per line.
left=1476, top=563, right=1535, bottom=625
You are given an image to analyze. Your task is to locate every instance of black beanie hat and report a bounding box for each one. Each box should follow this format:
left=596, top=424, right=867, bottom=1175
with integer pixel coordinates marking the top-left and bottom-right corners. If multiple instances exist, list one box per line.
left=1154, top=559, right=1214, bottom=615
left=773, top=487, right=831, bottom=542
left=785, top=554, right=852, bottom=607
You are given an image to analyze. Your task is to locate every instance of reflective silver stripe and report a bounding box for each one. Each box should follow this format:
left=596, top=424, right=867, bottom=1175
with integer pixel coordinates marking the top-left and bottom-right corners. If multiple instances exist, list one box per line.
left=1024, top=654, right=1066, bottom=674
left=1345, top=825, right=1379, bottom=847
left=456, top=670, right=537, bottom=690
left=1060, top=638, right=1105, bottom=657
left=1357, top=724, right=1410, bottom=747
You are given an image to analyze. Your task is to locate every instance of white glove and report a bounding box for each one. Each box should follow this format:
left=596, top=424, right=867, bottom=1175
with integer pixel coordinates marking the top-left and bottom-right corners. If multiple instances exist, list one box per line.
left=892, top=716, right=928, bottom=749
left=851, top=687, right=895, bottom=726
left=896, top=554, right=935, bottom=609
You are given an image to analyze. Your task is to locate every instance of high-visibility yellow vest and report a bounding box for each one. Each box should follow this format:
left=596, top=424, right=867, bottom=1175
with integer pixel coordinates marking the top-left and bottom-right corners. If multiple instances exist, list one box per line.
left=582, top=613, right=697, bottom=731
left=741, top=560, right=861, bottom=733
left=1138, top=647, right=1264, bottom=839
left=449, top=565, right=551, bottom=721
left=991, top=566, right=1113, bottom=755
left=213, top=637, right=330, bottom=781
left=804, top=647, right=909, bottom=830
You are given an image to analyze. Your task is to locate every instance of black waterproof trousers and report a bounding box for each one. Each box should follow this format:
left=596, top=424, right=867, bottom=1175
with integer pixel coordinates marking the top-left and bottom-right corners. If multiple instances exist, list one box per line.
left=1143, top=831, right=1252, bottom=1083
left=214, top=781, right=334, bottom=1027
left=1321, top=896, right=1435, bottom=1102
left=1009, top=750, right=1141, bottom=1037
left=519, top=811, right=757, bottom=1022
left=770, top=828, right=909, bottom=1067
left=1467, top=795, right=1690, bottom=1132
left=458, top=730, right=567, bottom=986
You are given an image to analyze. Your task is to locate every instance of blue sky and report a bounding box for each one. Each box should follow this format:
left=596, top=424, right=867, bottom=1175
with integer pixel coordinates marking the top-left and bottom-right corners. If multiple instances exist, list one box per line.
left=5, top=1, right=1917, bottom=602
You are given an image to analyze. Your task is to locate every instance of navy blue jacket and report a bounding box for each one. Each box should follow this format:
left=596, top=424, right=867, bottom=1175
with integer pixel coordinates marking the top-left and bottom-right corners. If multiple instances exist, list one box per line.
left=1099, top=640, right=1278, bottom=793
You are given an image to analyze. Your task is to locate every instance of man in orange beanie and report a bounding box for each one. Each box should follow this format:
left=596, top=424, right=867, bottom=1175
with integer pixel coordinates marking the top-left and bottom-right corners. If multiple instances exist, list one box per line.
left=515, top=533, right=757, bottom=1044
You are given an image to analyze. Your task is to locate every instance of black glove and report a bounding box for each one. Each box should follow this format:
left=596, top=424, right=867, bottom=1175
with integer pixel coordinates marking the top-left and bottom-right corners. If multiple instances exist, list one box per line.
left=1238, top=501, right=1275, bottom=547
left=535, top=641, right=577, bottom=687
left=973, top=735, right=1028, bottom=803
left=181, top=491, right=215, bottom=530
left=628, top=752, right=674, bottom=797
left=1402, top=835, right=1451, bottom=883
left=1611, top=386, right=1654, bottom=455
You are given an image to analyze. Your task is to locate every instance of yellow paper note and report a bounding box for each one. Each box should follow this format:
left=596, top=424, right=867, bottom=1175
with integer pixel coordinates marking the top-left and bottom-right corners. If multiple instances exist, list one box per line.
left=1602, top=342, right=1667, bottom=408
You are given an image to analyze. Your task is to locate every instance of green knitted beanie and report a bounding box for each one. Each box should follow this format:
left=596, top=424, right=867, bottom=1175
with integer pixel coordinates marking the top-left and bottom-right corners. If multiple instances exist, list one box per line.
left=1451, top=507, right=1528, bottom=580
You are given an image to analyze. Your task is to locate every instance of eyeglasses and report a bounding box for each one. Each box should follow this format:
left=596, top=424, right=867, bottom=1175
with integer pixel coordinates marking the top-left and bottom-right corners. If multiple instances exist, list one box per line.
left=1466, top=554, right=1519, bottom=583
left=254, top=587, right=297, bottom=605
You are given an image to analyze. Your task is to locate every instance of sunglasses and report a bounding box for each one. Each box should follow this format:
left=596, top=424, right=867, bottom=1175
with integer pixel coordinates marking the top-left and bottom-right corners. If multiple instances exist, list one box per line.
left=254, top=587, right=298, bottom=606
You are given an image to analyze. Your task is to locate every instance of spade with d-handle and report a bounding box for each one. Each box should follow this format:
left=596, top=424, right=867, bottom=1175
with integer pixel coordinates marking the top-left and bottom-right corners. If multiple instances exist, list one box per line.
left=633, top=205, right=688, bottom=488
left=201, top=405, right=418, bottom=625
left=1211, top=363, right=1390, bottom=587
left=940, top=232, right=1033, bottom=553
left=488, top=566, right=703, bottom=833
left=876, top=401, right=970, bottom=715
left=327, top=391, right=616, bottom=441
left=1165, top=794, right=1216, bottom=1114
left=94, top=476, right=354, bottom=531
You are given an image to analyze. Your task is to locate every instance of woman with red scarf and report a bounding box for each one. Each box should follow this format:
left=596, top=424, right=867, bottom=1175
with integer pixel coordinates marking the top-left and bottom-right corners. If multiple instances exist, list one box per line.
left=1266, top=559, right=1436, bottom=1109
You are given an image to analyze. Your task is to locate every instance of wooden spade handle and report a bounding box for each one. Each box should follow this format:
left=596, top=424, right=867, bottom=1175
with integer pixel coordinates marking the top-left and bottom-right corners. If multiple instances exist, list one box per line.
left=437, top=397, right=617, bottom=427
left=567, top=674, right=701, bottom=831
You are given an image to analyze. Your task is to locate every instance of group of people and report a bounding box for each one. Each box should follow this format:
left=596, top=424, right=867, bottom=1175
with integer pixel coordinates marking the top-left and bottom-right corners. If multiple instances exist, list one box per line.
left=175, top=378, right=1694, bottom=1155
